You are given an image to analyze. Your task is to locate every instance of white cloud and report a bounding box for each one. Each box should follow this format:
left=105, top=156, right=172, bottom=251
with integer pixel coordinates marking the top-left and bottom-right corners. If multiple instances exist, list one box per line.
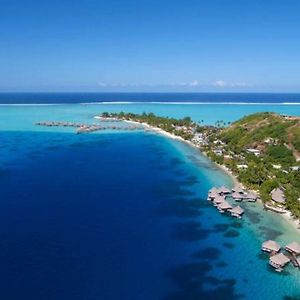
left=213, top=80, right=228, bottom=87
left=213, top=80, right=251, bottom=88
left=189, top=80, right=200, bottom=86
left=96, top=80, right=202, bottom=88
left=230, top=82, right=251, bottom=88
left=97, top=82, right=108, bottom=87
left=175, top=80, right=200, bottom=87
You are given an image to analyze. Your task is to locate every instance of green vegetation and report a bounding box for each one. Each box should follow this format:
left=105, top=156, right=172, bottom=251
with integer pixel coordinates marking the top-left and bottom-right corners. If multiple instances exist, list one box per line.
left=265, top=145, right=295, bottom=165
left=215, top=112, right=300, bottom=217
left=101, top=111, right=300, bottom=218
left=101, top=112, right=216, bottom=141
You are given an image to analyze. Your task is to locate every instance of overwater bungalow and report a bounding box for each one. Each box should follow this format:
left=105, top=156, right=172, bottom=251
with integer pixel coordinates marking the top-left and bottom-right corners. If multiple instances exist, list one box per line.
left=269, top=253, right=290, bottom=272
left=213, top=195, right=225, bottom=206
left=261, top=240, right=281, bottom=253
left=219, top=186, right=231, bottom=195
left=207, top=188, right=219, bottom=200
left=217, top=200, right=232, bottom=213
left=229, top=206, right=244, bottom=218
left=208, top=187, right=218, bottom=194
left=285, top=242, right=300, bottom=256
left=232, top=192, right=244, bottom=201
left=232, top=185, right=244, bottom=194
left=246, top=191, right=258, bottom=202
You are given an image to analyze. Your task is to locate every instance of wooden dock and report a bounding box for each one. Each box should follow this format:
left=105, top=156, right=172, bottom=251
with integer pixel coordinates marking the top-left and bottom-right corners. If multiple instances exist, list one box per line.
left=35, top=121, right=142, bottom=134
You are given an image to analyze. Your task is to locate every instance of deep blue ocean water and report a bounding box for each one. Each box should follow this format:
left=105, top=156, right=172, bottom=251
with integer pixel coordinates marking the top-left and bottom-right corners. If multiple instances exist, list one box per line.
left=0, top=130, right=238, bottom=299
left=0, top=92, right=300, bottom=104
left=1, top=95, right=300, bottom=299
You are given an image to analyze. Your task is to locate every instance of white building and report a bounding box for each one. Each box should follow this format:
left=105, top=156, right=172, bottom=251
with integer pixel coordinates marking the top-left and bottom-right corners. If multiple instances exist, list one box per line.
left=246, top=148, right=261, bottom=156
left=237, top=164, right=248, bottom=169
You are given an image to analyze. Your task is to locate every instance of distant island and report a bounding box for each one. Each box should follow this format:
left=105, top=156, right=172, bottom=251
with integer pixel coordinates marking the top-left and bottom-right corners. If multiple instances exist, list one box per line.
left=99, top=111, right=300, bottom=222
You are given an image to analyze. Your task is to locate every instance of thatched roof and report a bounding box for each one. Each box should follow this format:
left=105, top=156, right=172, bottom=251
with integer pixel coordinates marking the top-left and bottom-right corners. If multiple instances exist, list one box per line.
left=232, top=185, right=244, bottom=194
left=218, top=200, right=232, bottom=210
left=213, top=195, right=225, bottom=204
left=232, top=192, right=243, bottom=199
left=209, top=187, right=218, bottom=194
left=209, top=190, right=219, bottom=199
left=246, top=191, right=258, bottom=200
left=262, top=240, right=281, bottom=252
left=270, top=253, right=290, bottom=266
left=230, top=206, right=244, bottom=215
left=285, top=241, right=300, bottom=254
left=271, top=188, right=286, bottom=204
left=219, top=186, right=231, bottom=194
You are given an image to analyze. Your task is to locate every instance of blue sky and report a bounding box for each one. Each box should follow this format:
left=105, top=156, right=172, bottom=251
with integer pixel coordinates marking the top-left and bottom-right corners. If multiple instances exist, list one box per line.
left=0, top=0, right=300, bottom=92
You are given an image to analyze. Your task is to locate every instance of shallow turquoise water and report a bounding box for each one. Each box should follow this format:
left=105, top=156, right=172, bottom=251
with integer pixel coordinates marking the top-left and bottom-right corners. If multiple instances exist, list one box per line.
left=1, top=103, right=300, bottom=131
left=1, top=104, right=300, bottom=299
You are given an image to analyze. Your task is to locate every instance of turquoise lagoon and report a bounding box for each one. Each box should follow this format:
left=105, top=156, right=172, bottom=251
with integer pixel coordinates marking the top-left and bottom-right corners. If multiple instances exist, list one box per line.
left=1, top=103, right=300, bottom=299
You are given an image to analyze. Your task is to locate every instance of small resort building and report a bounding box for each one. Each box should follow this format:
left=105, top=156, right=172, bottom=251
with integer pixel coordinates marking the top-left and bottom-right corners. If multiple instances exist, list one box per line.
left=232, top=185, right=244, bottom=194
left=262, top=240, right=281, bottom=253
left=219, top=186, right=231, bottom=195
left=269, top=253, right=290, bottom=271
left=213, top=195, right=226, bottom=205
left=246, top=191, right=258, bottom=202
left=212, top=149, right=223, bottom=156
left=246, top=148, right=261, bottom=156
left=229, top=206, right=244, bottom=218
left=290, top=166, right=300, bottom=171
left=217, top=200, right=232, bottom=212
left=271, top=188, right=286, bottom=204
left=208, top=189, right=220, bottom=200
left=232, top=192, right=244, bottom=201
left=237, top=164, right=248, bottom=169
left=285, top=242, right=300, bottom=255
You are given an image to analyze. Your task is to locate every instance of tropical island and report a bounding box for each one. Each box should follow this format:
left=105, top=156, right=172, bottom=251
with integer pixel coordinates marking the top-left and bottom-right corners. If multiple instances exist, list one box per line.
left=99, top=111, right=300, bottom=221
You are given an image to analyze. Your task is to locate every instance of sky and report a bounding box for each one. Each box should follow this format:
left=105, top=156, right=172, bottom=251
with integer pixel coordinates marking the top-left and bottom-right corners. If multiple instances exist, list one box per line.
left=0, top=0, right=300, bottom=92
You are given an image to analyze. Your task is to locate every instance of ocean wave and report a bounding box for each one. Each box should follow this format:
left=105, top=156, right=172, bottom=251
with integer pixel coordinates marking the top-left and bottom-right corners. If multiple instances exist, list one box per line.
left=80, top=101, right=300, bottom=105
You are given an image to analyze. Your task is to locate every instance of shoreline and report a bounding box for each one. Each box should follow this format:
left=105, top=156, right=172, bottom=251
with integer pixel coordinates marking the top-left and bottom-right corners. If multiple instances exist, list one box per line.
left=96, top=116, right=241, bottom=186
left=95, top=115, right=300, bottom=234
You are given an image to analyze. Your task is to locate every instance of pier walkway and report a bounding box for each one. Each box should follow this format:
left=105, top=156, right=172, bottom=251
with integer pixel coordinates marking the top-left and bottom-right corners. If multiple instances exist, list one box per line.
left=35, top=121, right=142, bottom=134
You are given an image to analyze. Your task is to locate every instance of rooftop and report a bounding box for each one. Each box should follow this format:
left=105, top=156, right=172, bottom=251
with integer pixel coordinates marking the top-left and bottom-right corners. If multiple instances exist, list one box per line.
left=219, top=186, right=231, bottom=194
left=230, top=206, right=244, bottom=215
left=271, top=188, right=286, bottom=204
left=218, top=200, right=232, bottom=210
left=262, top=240, right=281, bottom=252
left=285, top=241, right=300, bottom=254
left=269, top=253, right=290, bottom=266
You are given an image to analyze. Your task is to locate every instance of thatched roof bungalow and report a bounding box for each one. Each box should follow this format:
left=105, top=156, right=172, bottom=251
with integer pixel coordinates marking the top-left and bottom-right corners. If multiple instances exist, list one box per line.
left=232, top=185, right=244, bottom=194
left=219, top=186, right=231, bottom=195
left=232, top=192, right=244, bottom=201
left=217, top=200, right=232, bottom=212
left=209, top=187, right=218, bottom=194
left=285, top=242, right=300, bottom=255
left=213, top=195, right=225, bottom=205
left=269, top=253, right=290, bottom=270
left=271, top=188, right=286, bottom=204
left=261, top=240, right=281, bottom=253
left=208, top=188, right=219, bottom=200
left=229, top=206, right=244, bottom=218
left=246, top=191, right=258, bottom=202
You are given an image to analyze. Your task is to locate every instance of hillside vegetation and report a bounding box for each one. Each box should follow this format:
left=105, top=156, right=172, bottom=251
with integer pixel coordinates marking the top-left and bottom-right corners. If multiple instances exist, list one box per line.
left=220, top=112, right=300, bottom=162
left=215, top=112, right=300, bottom=217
